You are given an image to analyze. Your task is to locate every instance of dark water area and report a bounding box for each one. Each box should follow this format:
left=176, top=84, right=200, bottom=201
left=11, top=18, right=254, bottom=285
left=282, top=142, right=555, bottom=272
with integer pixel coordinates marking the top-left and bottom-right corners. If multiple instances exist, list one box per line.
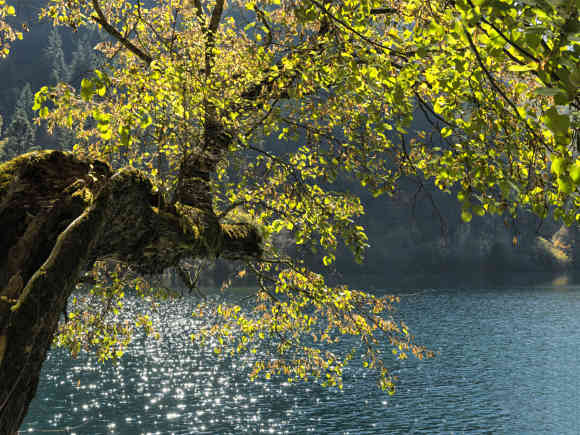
left=21, top=281, right=580, bottom=434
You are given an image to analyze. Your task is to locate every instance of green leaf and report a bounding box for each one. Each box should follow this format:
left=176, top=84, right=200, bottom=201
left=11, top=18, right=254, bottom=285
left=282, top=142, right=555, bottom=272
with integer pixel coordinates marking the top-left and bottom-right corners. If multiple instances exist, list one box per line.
left=570, top=162, right=580, bottom=184
left=80, top=79, right=95, bottom=101
left=139, top=113, right=152, bottom=129
left=473, top=205, right=485, bottom=216
left=441, top=127, right=453, bottom=138
left=533, top=87, right=566, bottom=97
left=551, top=157, right=568, bottom=176
left=461, top=209, right=473, bottom=223
left=508, top=63, right=538, bottom=72
left=542, top=107, right=570, bottom=136
left=271, top=219, right=285, bottom=232
left=558, top=177, right=573, bottom=194
left=99, top=127, right=112, bottom=141
left=119, top=126, right=130, bottom=147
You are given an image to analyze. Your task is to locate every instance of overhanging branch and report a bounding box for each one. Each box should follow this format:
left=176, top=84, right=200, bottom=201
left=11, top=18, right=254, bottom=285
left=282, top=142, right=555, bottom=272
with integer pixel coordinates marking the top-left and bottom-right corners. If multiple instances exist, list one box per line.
left=90, top=0, right=153, bottom=64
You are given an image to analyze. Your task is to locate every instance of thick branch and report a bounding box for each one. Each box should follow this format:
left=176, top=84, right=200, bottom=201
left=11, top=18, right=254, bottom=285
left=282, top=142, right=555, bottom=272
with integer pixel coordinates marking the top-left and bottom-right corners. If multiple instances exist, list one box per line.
left=208, top=0, right=225, bottom=36
left=0, top=151, right=263, bottom=432
left=193, top=0, right=204, bottom=22
left=205, top=0, right=225, bottom=76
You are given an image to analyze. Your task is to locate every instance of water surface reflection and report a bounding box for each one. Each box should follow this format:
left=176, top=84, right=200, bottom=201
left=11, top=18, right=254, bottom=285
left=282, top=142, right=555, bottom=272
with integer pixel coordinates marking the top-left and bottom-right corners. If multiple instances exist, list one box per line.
left=22, top=286, right=580, bottom=434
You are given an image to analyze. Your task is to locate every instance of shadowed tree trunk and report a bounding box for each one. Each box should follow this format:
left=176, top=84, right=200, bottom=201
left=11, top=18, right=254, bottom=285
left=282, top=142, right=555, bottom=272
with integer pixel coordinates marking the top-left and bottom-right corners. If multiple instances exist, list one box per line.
left=0, top=150, right=262, bottom=434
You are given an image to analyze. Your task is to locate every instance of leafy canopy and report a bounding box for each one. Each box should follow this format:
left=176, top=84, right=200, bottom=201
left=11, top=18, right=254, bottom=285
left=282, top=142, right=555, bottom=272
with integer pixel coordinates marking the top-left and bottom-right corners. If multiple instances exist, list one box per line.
left=0, top=1, right=21, bottom=57
left=12, top=0, right=580, bottom=392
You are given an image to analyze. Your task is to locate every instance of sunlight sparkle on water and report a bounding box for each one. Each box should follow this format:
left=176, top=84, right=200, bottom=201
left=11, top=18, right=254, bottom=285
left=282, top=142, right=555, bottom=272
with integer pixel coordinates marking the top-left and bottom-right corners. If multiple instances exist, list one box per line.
left=21, top=289, right=580, bottom=434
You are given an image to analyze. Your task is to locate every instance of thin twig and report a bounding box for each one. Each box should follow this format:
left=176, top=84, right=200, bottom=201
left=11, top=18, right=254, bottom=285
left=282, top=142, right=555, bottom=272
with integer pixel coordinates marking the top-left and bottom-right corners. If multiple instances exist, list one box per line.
left=463, top=25, right=520, bottom=116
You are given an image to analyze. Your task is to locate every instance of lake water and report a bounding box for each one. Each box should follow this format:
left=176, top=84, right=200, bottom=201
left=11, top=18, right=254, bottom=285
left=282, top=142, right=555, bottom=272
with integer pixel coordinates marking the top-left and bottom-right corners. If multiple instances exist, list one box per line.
left=21, top=283, right=580, bottom=434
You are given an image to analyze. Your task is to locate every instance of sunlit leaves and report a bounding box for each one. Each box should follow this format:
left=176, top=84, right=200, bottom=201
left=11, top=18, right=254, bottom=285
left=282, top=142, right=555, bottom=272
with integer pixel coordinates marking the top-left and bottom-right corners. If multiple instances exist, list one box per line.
left=55, top=263, right=172, bottom=362
left=191, top=264, right=432, bottom=392
left=551, top=157, right=568, bottom=177
left=0, top=2, right=21, bottom=57
left=542, top=107, right=570, bottom=139
left=80, top=78, right=95, bottom=101
left=30, top=0, right=580, bottom=395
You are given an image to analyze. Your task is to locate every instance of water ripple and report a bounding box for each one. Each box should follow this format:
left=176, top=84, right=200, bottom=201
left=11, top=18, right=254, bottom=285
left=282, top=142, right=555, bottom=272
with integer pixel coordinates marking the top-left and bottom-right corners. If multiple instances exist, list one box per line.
left=21, top=286, right=580, bottom=434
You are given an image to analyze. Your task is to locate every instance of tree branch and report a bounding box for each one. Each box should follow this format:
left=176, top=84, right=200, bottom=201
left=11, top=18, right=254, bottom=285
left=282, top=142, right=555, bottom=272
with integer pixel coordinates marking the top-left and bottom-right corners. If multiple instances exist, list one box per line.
left=370, top=7, right=397, bottom=15
left=465, top=0, right=540, bottom=63
left=90, top=0, right=152, bottom=65
left=205, top=0, right=225, bottom=76
left=307, top=0, right=409, bottom=58
left=193, top=0, right=204, bottom=23
left=463, top=26, right=520, bottom=117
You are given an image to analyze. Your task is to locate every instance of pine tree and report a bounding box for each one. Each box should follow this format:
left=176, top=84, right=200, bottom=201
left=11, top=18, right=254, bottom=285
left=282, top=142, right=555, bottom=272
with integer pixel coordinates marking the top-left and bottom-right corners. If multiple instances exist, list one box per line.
left=0, top=113, right=8, bottom=161
left=15, top=0, right=40, bottom=21
left=55, top=124, right=76, bottom=152
left=45, top=27, right=70, bottom=84
left=45, top=28, right=80, bottom=149
left=69, top=30, right=102, bottom=87
left=2, top=85, right=36, bottom=160
left=14, top=82, right=34, bottom=120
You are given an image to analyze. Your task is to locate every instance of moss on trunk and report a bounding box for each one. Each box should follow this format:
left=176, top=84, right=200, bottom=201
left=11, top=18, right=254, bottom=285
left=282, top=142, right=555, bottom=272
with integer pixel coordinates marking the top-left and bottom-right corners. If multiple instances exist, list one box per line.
left=0, top=151, right=262, bottom=433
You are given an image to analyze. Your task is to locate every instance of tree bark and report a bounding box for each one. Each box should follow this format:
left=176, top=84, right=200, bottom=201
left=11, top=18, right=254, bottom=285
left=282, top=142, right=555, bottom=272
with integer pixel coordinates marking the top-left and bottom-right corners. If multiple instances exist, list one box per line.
left=0, top=150, right=262, bottom=433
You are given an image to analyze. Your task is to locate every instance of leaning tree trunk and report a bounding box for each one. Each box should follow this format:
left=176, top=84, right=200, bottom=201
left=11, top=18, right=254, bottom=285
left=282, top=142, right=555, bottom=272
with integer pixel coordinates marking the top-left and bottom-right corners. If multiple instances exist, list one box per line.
left=0, top=151, right=262, bottom=433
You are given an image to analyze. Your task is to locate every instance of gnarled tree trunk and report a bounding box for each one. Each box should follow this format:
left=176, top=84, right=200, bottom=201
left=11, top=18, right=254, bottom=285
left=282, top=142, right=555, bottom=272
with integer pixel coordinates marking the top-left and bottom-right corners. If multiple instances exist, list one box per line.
left=0, top=150, right=262, bottom=434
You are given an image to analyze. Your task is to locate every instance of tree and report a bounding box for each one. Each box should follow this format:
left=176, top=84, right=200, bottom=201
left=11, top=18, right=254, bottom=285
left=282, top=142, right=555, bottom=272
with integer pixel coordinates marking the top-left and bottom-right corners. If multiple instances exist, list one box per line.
left=0, top=150, right=263, bottom=432
left=0, top=115, right=9, bottom=160
left=45, top=27, right=92, bottom=151
left=13, top=0, right=41, bottom=22
left=68, top=29, right=102, bottom=87
left=45, top=27, right=70, bottom=84
left=0, top=84, right=37, bottom=161
left=1, top=0, right=580, bottom=432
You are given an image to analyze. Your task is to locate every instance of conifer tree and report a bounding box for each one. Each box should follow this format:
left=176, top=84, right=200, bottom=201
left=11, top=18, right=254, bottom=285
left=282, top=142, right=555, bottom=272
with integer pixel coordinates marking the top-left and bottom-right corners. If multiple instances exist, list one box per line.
left=14, top=0, right=39, bottom=21
left=2, top=84, right=36, bottom=160
left=0, top=113, right=8, bottom=160
left=14, top=82, right=34, bottom=120
left=69, top=31, right=101, bottom=87
left=44, top=26, right=69, bottom=84
left=46, top=27, right=88, bottom=150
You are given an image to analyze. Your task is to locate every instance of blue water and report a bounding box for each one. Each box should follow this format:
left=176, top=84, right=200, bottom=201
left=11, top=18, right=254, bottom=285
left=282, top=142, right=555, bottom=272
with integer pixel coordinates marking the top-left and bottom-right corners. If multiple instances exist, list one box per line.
left=21, top=284, right=580, bottom=434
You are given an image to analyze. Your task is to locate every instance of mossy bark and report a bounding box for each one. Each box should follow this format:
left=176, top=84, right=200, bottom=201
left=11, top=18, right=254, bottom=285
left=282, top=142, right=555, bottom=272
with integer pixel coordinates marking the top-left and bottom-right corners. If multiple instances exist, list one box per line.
left=0, top=151, right=262, bottom=434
